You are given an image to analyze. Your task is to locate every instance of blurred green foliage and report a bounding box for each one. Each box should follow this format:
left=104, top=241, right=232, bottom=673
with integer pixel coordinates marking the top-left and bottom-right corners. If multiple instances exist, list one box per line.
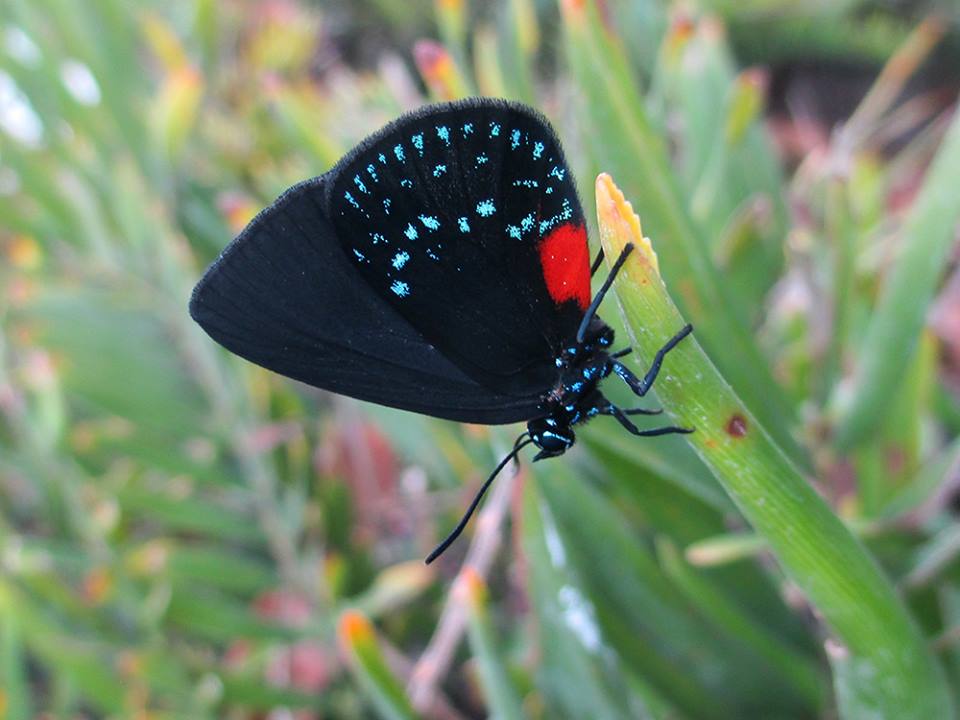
left=1, top=0, right=959, bottom=718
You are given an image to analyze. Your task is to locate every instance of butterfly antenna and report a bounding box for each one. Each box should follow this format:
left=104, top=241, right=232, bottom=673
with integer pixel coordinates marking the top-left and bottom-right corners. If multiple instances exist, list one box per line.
left=425, top=434, right=534, bottom=565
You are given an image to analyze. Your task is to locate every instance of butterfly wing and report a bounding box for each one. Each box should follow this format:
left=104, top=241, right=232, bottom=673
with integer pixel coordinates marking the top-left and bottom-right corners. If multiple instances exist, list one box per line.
left=189, top=176, right=544, bottom=424
left=324, top=98, right=592, bottom=397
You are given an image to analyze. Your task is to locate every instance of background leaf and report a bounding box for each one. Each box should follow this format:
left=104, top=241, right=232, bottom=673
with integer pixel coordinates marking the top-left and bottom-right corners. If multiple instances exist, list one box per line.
left=1, top=0, right=959, bottom=717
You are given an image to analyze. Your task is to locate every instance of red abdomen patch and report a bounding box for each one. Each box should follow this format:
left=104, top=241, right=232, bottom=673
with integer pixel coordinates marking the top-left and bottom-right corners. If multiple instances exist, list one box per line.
left=538, top=222, right=591, bottom=310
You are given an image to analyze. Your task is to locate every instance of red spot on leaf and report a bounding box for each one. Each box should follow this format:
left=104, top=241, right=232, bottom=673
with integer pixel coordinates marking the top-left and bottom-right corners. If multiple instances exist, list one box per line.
left=726, top=414, right=748, bottom=438
left=538, top=222, right=591, bottom=310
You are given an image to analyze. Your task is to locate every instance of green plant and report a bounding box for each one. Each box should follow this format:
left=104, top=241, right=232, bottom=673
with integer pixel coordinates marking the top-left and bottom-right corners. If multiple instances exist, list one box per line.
left=1, top=0, right=959, bottom=717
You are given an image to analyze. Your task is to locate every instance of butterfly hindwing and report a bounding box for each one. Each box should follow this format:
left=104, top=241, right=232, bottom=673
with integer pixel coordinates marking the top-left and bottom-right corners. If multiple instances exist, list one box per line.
left=189, top=176, right=545, bottom=424
left=325, top=98, right=592, bottom=396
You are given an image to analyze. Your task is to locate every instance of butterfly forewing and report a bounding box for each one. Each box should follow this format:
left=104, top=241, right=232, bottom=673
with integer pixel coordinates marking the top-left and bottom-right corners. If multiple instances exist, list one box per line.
left=325, top=99, right=591, bottom=395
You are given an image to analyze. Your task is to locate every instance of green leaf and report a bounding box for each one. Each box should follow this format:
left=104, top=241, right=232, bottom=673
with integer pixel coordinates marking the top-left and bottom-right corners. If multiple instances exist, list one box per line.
left=656, top=538, right=824, bottom=708
left=835, top=106, right=960, bottom=449
left=536, top=464, right=816, bottom=716
left=596, top=172, right=954, bottom=719
left=903, top=524, right=960, bottom=590
left=338, top=610, right=416, bottom=720
left=165, top=588, right=297, bottom=643
left=1, top=613, right=33, bottom=720
left=118, top=487, right=265, bottom=544
left=168, top=545, right=276, bottom=596
left=220, top=675, right=320, bottom=710
left=521, top=476, right=647, bottom=719
left=458, top=569, right=526, bottom=720
left=878, top=438, right=960, bottom=521
left=350, top=561, right=434, bottom=619
left=25, top=287, right=204, bottom=436
left=582, top=424, right=731, bottom=512
left=559, top=0, right=805, bottom=471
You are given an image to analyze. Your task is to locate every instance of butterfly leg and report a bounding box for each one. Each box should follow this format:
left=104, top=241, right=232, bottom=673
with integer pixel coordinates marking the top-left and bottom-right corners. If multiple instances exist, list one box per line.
left=590, top=248, right=605, bottom=277
left=611, top=323, right=693, bottom=397
left=610, top=347, right=632, bottom=359
left=601, top=406, right=663, bottom=416
left=576, top=244, right=635, bottom=344
left=605, top=403, right=693, bottom=437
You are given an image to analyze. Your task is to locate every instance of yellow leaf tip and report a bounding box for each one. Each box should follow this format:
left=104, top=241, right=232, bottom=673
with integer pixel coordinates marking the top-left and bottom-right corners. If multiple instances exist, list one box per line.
left=454, top=565, right=487, bottom=604
left=560, top=0, right=587, bottom=21
left=338, top=609, right=375, bottom=648
left=594, top=173, right=659, bottom=274
left=414, top=40, right=465, bottom=101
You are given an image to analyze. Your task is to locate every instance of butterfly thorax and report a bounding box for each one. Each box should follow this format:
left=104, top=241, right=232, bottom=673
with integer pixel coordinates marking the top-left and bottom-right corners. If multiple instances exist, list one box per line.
left=527, top=319, right=615, bottom=460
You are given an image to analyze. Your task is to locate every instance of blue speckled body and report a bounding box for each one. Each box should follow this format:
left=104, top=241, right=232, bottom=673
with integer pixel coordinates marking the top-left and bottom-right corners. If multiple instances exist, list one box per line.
left=527, top=316, right=615, bottom=459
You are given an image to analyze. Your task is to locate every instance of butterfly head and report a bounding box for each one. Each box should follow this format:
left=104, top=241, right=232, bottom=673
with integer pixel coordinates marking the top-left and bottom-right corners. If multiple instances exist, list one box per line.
left=527, top=416, right=575, bottom=461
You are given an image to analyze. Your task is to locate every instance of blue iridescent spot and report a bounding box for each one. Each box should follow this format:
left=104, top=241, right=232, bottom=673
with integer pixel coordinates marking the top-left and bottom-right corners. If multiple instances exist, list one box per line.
left=546, top=186, right=554, bottom=194
left=513, top=179, right=538, bottom=188
left=462, top=122, right=474, bottom=135
left=354, top=175, right=368, bottom=193
left=538, top=198, right=574, bottom=236
left=475, top=153, right=489, bottom=167
left=436, top=125, right=450, bottom=145
left=419, top=214, right=440, bottom=231
left=378, top=153, right=387, bottom=164
left=400, top=178, right=413, bottom=188
left=383, top=198, right=391, bottom=214
left=411, top=133, right=424, bottom=155
left=544, top=430, right=571, bottom=446
left=404, top=223, right=418, bottom=240
left=394, top=144, right=405, bottom=162
left=550, top=165, right=566, bottom=180
left=489, top=121, right=500, bottom=137
left=390, top=280, right=410, bottom=297
left=426, top=248, right=439, bottom=261
left=353, top=248, right=366, bottom=261
left=433, top=164, right=447, bottom=177
left=458, top=217, right=470, bottom=233
left=476, top=199, right=495, bottom=217
left=532, top=141, right=544, bottom=159
left=367, top=164, right=378, bottom=182
left=392, top=250, right=410, bottom=269
left=511, top=128, right=521, bottom=149
left=370, top=232, right=386, bottom=244
left=344, top=191, right=360, bottom=209
left=520, top=213, right=535, bottom=233
left=507, top=225, right=521, bottom=240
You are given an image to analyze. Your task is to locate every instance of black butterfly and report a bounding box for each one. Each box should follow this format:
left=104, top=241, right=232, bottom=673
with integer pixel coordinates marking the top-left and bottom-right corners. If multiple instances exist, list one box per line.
left=190, top=98, right=692, bottom=563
